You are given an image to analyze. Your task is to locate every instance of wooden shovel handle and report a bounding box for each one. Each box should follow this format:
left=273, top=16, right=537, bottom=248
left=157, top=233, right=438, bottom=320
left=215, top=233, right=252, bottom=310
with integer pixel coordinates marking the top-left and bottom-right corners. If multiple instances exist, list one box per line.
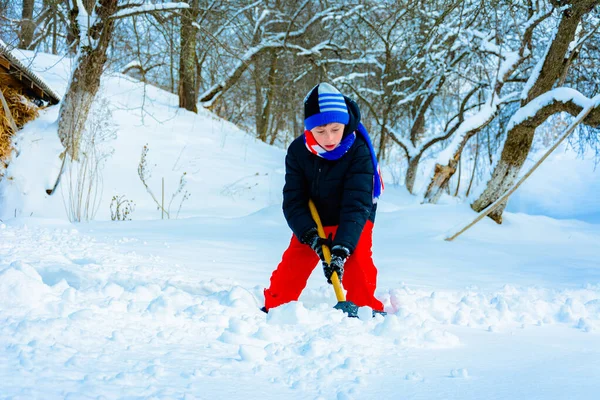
left=308, top=199, right=346, bottom=302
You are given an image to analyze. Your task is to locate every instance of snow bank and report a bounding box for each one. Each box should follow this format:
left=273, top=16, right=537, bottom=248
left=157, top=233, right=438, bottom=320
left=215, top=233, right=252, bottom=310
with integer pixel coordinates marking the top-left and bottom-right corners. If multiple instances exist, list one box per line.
left=507, top=144, right=600, bottom=222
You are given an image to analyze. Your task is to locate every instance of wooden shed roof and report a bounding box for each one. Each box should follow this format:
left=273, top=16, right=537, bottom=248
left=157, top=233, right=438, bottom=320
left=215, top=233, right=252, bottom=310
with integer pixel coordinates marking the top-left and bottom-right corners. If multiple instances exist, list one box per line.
left=0, top=42, right=61, bottom=105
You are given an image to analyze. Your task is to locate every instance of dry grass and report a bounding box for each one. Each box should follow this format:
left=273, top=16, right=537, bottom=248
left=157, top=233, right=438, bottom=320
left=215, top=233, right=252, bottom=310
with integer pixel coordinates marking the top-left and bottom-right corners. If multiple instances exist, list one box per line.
left=0, top=86, right=39, bottom=165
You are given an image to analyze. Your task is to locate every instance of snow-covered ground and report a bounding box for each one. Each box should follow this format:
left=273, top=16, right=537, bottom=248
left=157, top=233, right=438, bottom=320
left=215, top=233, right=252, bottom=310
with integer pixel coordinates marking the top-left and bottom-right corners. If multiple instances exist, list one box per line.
left=1, top=52, right=599, bottom=399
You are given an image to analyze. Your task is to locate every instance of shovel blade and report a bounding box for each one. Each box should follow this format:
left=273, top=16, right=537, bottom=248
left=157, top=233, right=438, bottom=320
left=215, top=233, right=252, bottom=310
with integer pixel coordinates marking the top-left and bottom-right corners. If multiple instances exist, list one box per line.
left=334, top=301, right=359, bottom=318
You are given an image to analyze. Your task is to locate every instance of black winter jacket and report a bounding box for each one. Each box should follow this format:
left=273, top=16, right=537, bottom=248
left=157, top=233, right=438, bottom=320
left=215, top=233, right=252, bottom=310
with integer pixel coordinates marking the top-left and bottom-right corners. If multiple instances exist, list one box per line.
left=282, top=133, right=377, bottom=254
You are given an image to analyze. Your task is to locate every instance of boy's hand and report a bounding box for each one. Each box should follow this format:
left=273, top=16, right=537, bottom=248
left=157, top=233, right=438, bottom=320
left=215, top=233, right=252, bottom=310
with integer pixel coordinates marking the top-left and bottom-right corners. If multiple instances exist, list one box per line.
left=323, top=245, right=350, bottom=284
left=302, top=228, right=332, bottom=262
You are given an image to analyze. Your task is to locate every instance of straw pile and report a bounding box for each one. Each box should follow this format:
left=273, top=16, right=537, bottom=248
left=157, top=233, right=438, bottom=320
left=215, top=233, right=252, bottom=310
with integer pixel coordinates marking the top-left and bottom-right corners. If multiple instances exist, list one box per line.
left=0, top=86, right=39, bottom=167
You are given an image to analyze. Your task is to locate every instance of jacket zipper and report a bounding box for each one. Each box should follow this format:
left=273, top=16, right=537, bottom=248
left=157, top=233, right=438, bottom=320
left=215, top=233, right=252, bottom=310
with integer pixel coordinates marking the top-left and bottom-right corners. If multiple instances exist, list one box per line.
left=313, top=160, right=322, bottom=196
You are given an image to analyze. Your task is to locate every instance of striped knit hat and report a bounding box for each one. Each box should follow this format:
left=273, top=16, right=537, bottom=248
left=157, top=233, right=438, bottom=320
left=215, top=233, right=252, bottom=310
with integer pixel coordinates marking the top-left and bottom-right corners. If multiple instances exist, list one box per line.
left=303, top=83, right=349, bottom=130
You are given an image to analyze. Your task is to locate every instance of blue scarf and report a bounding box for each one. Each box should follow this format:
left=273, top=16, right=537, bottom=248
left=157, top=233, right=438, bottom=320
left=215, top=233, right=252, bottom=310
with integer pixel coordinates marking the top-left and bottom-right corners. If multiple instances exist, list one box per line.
left=304, top=122, right=383, bottom=202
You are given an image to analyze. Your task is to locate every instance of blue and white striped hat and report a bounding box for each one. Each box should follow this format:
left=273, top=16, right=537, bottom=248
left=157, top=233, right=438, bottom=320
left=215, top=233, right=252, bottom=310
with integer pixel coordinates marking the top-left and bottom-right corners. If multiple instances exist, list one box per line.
left=303, top=83, right=349, bottom=130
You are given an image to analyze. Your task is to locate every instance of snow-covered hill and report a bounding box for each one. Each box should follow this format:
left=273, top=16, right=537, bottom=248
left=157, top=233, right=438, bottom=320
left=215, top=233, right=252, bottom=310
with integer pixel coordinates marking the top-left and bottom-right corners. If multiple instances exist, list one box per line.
left=0, top=51, right=285, bottom=222
left=1, top=51, right=599, bottom=399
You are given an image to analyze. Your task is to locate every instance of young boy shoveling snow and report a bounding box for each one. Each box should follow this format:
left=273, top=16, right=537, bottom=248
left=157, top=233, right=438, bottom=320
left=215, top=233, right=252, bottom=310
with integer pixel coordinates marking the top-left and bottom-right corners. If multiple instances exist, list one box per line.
left=263, top=83, right=385, bottom=315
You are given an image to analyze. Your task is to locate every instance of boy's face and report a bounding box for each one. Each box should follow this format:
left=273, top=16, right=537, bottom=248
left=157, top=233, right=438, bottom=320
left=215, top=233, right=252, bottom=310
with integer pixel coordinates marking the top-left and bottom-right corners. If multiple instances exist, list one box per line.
left=311, top=123, right=345, bottom=151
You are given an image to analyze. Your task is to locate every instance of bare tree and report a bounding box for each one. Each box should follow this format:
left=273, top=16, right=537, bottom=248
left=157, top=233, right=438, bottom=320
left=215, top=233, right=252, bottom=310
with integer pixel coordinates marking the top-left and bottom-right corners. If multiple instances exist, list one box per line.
left=50, top=0, right=190, bottom=194
left=197, top=2, right=356, bottom=108
left=57, top=0, right=119, bottom=163
left=471, top=0, right=600, bottom=223
left=422, top=2, right=553, bottom=203
left=329, top=0, right=487, bottom=193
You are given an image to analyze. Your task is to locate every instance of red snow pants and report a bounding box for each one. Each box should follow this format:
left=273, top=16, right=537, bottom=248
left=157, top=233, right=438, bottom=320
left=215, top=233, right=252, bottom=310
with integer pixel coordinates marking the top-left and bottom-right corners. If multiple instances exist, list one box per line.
left=264, top=220, right=384, bottom=312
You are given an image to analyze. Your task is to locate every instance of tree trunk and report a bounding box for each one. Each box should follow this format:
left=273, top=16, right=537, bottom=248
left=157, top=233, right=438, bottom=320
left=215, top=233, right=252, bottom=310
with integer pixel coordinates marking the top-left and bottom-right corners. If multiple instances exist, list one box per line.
left=178, top=0, right=199, bottom=113
left=465, top=132, right=479, bottom=197
left=405, top=155, right=422, bottom=194
left=523, top=1, right=599, bottom=104
left=471, top=0, right=599, bottom=222
left=454, top=157, right=461, bottom=197
left=51, top=4, right=58, bottom=54
left=19, top=0, right=35, bottom=49
left=377, top=123, right=386, bottom=161
left=58, top=67, right=97, bottom=161
left=422, top=113, right=493, bottom=204
left=57, top=0, right=118, bottom=162
left=256, top=51, right=278, bottom=143
left=377, top=105, right=390, bottom=161
left=424, top=159, right=458, bottom=203
left=66, top=0, right=81, bottom=53
left=269, top=115, right=282, bottom=145
left=471, top=124, right=534, bottom=223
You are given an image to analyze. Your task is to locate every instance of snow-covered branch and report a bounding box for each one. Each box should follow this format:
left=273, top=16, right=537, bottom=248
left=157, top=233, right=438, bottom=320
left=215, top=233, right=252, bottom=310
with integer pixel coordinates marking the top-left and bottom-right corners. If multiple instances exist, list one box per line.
left=387, top=77, right=412, bottom=87
left=315, top=56, right=379, bottom=68
left=332, top=72, right=376, bottom=84
left=111, top=2, right=190, bottom=20
left=265, top=4, right=349, bottom=42
left=293, top=41, right=335, bottom=56
left=507, top=88, right=600, bottom=132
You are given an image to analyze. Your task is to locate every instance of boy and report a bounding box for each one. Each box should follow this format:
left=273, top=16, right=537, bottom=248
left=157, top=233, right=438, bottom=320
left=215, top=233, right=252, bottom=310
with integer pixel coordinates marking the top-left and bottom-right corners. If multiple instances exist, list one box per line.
left=263, top=82, right=384, bottom=313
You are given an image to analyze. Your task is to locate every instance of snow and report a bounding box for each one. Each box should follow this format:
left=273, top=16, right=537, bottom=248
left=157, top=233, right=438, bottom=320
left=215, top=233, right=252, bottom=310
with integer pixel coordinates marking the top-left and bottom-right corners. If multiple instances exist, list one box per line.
left=2, top=53, right=284, bottom=221
left=1, top=51, right=600, bottom=399
left=507, top=144, right=600, bottom=223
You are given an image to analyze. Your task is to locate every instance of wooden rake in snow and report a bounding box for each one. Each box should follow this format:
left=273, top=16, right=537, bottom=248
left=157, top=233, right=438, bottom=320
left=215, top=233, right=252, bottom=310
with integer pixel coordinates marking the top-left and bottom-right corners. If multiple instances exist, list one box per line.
left=308, top=199, right=359, bottom=318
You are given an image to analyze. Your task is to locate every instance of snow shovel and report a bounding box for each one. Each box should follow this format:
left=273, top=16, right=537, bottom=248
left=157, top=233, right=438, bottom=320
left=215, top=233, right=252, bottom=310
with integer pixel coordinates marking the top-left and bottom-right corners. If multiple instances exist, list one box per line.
left=308, top=199, right=359, bottom=318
